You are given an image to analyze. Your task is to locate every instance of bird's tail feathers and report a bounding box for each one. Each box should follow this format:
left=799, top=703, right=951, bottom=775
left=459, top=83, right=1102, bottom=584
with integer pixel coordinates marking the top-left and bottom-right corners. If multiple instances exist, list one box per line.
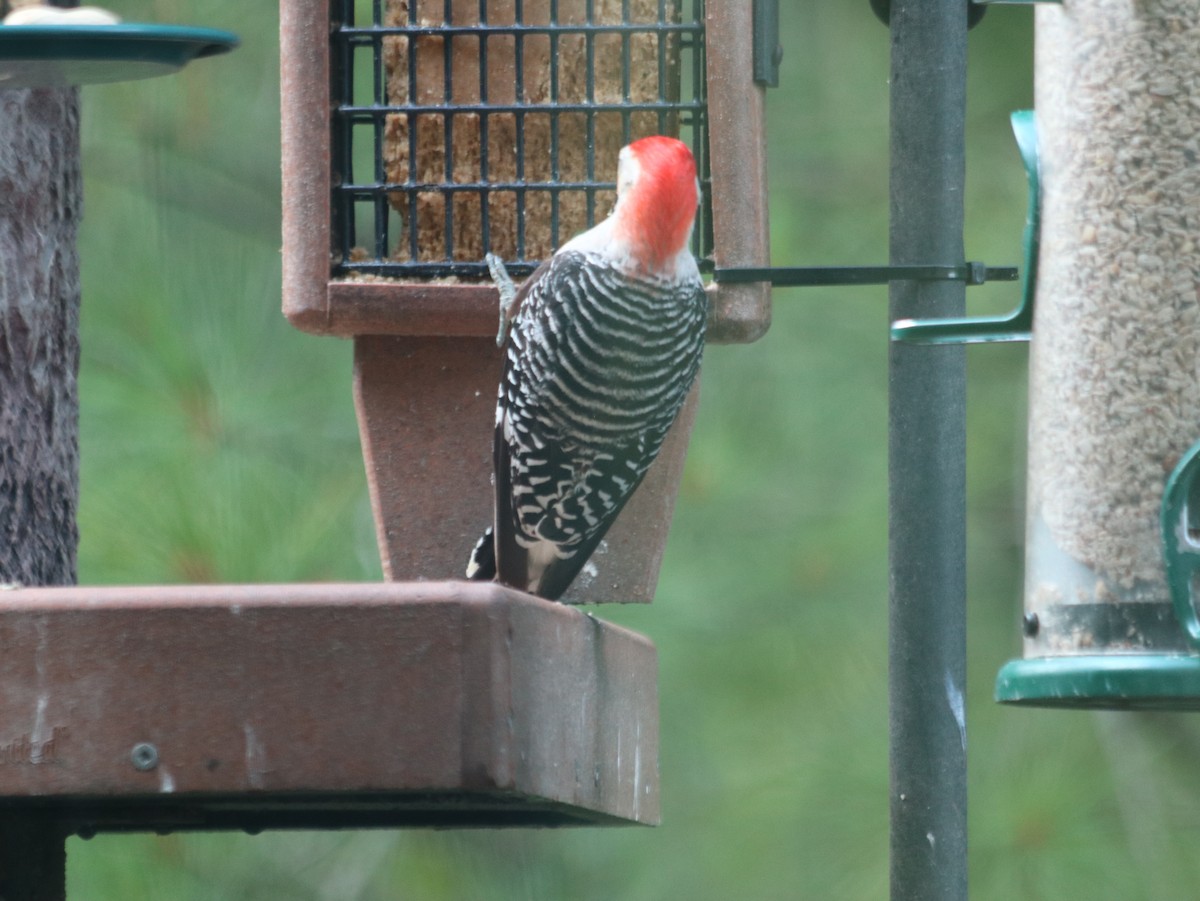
left=465, top=527, right=497, bottom=581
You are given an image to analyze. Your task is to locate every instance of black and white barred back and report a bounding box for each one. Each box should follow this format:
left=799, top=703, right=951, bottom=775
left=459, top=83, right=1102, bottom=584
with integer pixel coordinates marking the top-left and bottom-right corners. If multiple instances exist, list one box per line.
left=469, top=249, right=708, bottom=600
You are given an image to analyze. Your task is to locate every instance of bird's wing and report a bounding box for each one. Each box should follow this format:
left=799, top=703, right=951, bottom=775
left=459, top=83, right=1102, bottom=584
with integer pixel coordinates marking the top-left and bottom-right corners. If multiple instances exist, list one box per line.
left=492, top=257, right=554, bottom=595
left=499, top=258, right=552, bottom=347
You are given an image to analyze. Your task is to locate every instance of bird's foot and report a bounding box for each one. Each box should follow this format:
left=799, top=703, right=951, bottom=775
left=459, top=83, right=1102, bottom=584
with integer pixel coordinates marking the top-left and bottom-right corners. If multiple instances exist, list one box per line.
left=486, top=253, right=517, bottom=347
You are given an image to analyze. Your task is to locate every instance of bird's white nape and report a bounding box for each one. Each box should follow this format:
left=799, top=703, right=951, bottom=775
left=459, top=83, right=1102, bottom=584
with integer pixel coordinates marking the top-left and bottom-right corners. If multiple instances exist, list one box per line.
left=616, top=146, right=641, bottom=200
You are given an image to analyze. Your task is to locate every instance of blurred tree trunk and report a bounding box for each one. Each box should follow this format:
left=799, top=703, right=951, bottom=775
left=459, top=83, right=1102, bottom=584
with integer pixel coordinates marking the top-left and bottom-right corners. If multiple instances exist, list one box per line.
left=0, top=85, right=81, bottom=901
left=0, top=87, right=82, bottom=588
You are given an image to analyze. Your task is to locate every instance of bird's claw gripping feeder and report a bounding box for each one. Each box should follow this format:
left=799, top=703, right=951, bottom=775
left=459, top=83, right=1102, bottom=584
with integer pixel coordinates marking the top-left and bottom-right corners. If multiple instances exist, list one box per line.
left=280, top=0, right=771, bottom=603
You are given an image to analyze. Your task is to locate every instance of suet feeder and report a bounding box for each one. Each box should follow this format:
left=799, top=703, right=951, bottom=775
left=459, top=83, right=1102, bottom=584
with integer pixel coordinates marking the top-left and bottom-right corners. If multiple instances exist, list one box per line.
left=280, top=0, right=771, bottom=604
left=993, top=0, right=1200, bottom=709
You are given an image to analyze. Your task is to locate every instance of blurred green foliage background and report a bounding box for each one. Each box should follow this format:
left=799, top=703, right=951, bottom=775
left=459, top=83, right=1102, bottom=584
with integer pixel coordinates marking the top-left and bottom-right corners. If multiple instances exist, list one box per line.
left=62, top=2, right=1200, bottom=898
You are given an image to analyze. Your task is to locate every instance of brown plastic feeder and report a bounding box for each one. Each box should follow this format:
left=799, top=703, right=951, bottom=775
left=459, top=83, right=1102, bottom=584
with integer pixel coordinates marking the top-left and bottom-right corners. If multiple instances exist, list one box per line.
left=0, top=581, right=658, bottom=831
left=280, top=0, right=771, bottom=604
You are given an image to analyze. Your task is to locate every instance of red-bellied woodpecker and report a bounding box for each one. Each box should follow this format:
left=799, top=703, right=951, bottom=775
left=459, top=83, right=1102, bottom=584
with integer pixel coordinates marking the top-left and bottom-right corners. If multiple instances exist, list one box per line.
left=466, top=135, right=708, bottom=601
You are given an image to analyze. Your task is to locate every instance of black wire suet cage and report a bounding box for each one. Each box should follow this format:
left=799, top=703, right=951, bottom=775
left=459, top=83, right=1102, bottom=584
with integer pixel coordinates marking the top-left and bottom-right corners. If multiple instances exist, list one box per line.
left=330, top=0, right=712, bottom=280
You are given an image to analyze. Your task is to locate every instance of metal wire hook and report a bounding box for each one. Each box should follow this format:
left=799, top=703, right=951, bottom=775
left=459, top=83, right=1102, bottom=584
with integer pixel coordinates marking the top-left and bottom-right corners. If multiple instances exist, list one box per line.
left=890, top=109, right=1040, bottom=345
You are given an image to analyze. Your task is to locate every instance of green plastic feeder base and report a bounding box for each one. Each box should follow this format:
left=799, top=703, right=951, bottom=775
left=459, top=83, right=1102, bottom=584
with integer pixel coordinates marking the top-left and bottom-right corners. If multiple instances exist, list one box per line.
left=996, top=654, right=1200, bottom=710
left=0, top=24, right=237, bottom=89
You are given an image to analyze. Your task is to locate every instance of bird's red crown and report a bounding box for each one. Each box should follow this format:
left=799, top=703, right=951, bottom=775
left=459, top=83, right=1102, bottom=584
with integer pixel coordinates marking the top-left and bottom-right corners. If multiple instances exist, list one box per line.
left=616, top=136, right=699, bottom=272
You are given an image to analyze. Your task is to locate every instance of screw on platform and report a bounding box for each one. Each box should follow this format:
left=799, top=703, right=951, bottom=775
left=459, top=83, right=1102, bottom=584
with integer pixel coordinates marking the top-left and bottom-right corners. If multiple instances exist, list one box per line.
left=131, top=742, right=159, bottom=771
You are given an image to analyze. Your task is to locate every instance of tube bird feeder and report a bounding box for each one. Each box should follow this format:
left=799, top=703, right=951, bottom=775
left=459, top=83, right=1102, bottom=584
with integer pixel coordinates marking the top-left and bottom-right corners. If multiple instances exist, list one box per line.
left=280, top=0, right=770, bottom=604
left=996, top=0, right=1200, bottom=708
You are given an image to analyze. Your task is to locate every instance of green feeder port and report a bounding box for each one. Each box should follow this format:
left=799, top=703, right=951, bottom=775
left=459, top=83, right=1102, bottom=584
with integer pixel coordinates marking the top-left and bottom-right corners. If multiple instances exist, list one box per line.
left=996, top=446, right=1200, bottom=709
left=996, top=656, right=1200, bottom=711
left=0, top=23, right=237, bottom=88
left=996, top=427, right=1200, bottom=711
left=996, top=447, right=1200, bottom=710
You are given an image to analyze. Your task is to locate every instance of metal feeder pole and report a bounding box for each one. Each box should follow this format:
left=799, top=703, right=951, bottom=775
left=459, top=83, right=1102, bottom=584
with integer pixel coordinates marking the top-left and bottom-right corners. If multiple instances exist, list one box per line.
left=887, top=3, right=969, bottom=900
